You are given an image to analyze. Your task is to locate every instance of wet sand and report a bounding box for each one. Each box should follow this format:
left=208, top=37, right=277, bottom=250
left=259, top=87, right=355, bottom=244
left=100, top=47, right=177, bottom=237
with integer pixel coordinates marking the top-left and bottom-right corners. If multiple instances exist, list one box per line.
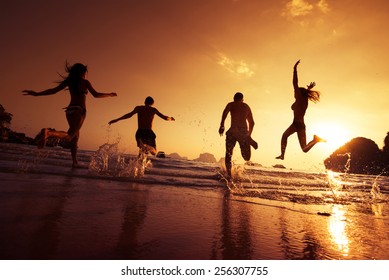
left=1, top=169, right=389, bottom=260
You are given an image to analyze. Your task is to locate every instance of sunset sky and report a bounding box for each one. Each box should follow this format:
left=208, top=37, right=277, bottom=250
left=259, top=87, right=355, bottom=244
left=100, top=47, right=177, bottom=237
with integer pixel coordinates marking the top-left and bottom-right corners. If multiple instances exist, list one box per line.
left=1, top=0, right=388, bottom=171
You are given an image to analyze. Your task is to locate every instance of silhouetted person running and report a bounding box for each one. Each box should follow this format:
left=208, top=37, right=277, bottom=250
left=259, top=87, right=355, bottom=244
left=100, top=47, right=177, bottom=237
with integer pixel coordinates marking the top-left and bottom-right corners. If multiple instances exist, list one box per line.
left=276, top=60, right=325, bottom=160
left=23, top=62, right=117, bottom=167
left=219, top=92, right=258, bottom=178
left=108, top=96, right=175, bottom=156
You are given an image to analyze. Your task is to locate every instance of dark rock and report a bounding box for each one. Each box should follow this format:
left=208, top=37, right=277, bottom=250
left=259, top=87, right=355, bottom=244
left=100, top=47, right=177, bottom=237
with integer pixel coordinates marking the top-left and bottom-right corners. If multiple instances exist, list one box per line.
left=324, top=136, right=389, bottom=175
left=194, top=153, right=217, bottom=163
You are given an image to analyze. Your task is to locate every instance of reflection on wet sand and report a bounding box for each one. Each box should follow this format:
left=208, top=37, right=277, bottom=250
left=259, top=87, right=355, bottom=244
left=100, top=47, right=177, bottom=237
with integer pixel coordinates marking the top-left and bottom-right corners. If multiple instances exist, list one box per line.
left=217, top=192, right=253, bottom=259
left=329, top=205, right=349, bottom=257
left=279, top=207, right=324, bottom=259
left=1, top=143, right=389, bottom=260
left=1, top=174, right=389, bottom=260
left=30, top=176, right=75, bottom=259
left=115, top=183, right=149, bottom=259
left=371, top=203, right=383, bottom=216
left=0, top=175, right=75, bottom=259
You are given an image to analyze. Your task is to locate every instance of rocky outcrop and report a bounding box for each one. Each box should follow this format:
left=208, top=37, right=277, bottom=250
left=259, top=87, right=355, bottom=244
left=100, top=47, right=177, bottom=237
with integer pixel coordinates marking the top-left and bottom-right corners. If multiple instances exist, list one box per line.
left=324, top=136, right=389, bottom=175
left=167, top=152, right=188, bottom=160
left=194, top=153, right=217, bottom=163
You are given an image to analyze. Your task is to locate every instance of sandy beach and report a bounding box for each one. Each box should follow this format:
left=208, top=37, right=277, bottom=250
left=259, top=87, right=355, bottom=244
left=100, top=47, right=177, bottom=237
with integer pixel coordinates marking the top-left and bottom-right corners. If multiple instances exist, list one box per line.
left=0, top=143, right=389, bottom=260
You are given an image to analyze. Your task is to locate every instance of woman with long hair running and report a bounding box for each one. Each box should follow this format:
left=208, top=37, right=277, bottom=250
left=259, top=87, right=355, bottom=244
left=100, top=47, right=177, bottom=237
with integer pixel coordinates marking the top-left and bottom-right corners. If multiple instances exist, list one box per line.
left=276, top=60, right=325, bottom=160
left=23, top=62, right=117, bottom=167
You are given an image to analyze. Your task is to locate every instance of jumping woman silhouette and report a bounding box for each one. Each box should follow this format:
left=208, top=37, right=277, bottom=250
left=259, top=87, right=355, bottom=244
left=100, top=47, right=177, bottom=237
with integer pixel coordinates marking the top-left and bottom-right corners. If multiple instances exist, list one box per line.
left=23, top=62, right=117, bottom=167
left=276, top=60, right=325, bottom=160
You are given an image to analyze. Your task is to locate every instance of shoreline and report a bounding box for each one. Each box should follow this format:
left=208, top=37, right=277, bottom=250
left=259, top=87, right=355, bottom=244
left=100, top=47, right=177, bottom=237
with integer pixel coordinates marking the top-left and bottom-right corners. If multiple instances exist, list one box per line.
left=0, top=143, right=389, bottom=260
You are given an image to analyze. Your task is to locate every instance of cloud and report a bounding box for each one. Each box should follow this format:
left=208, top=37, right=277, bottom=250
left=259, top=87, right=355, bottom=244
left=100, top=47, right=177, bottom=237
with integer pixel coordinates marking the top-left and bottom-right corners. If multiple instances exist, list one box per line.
left=317, top=0, right=330, bottom=13
left=283, top=0, right=314, bottom=17
left=282, top=0, right=330, bottom=18
left=217, top=53, right=254, bottom=78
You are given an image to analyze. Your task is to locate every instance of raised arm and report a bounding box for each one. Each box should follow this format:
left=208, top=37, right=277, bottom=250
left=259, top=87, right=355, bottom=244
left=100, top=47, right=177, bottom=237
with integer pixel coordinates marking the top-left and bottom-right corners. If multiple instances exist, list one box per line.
left=219, top=103, right=231, bottom=136
left=108, top=107, right=138, bottom=125
left=23, top=83, right=67, bottom=96
left=293, top=60, right=300, bottom=91
left=87, top=80, right=117, bottom=98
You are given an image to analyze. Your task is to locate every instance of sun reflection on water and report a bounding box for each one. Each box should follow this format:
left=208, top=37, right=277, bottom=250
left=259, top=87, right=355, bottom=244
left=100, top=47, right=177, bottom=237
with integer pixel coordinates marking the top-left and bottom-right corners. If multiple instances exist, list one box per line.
left=326, top=170, right=343, bottom=196
left=329, top=205, right=349, bottom=256
left=371, top=203, right=383, bottom=216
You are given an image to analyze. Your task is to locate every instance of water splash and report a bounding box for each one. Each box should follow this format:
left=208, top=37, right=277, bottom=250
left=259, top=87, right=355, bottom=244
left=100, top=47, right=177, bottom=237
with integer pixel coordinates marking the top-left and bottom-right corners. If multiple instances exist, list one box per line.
left=342, top=153, right=351, bottom=177
left=325, top=153, right=352, bottom=198
left=17, top=150, right=50, bottom=173
left=88, top=143, right=151, bottom=178
left=370, top=174, right=383, bottom=200
left=217, top=162, right=246, bottom=193
left=324, top=153, right=388, bottom=205
left=326, top=170, right=344, bottom=198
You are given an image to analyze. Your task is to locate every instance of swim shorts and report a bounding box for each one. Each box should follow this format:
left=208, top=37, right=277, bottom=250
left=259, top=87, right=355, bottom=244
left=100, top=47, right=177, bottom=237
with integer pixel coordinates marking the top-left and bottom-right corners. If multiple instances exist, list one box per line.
left=225, top=129, right=251, bottom=161
left=135, top=129, right=156, bottom=149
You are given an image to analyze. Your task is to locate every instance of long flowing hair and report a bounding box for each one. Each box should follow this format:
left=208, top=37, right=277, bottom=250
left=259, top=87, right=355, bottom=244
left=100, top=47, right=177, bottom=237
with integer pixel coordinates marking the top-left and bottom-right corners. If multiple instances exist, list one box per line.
left=300, top=82, right=320, bottom=103
left=58, top=62, right=88, bottom=94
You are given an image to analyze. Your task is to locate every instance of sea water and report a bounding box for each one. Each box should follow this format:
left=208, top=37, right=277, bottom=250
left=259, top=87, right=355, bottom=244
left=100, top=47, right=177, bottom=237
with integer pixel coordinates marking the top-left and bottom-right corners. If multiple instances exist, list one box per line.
left=1, top=142, right=389, bottom=259
left=1, top=141, right=388, bottom=217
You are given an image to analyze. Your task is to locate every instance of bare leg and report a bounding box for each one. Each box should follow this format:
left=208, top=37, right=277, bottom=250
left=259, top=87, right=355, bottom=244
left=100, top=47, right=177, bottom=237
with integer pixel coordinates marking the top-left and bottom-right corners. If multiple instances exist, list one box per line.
left=137, top=144, right=147, bottom=158
left=69, top=132, right=79, bottom=168
left=37, top=128, right=70, bottom=149
left=225, top=151, right=233, bottom=178
left=297, top=128, right=308, bottom=152
left=146, top=144, right=157, bottom=155
left=71, top=148, right=78, bottom=167
left=240, top=138, right=251, bottom=162
left=276, top=125, right=297, bottom=160
left=225, top=135, right=236, bottom=178
left=249, top=137, right=258, bottom=150
left=137, top=139, right=157, bottom=156
left=37, top=128, right=48, bottom=149
left=47, top=130, right=71, bottom=140
left=142, top=144, right=157, bottom=155
left=302, top=134, right=326, bottom=153
left=66, top=110, right=85, bottom=168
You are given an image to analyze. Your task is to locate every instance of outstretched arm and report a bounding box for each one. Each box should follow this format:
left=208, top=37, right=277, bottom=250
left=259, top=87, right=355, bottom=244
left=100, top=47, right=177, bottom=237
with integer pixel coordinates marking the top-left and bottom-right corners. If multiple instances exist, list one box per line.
left=108, top=107, right=138, bottom=125
left=156, top=110, right=175, bottom=121
left=293, top=60, right=300, bottom=91
left=23, top=83, right=67, bottom=96
left=87, top=80, right=117, bottom=98
left=219, top=103, right=231, bottom=136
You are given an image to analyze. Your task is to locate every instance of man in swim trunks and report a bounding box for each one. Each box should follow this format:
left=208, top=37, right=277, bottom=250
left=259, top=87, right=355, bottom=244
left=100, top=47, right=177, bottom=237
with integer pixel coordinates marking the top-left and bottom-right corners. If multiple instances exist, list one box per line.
left=219, top=92, right=258, bottom=178
left=108, top=96, right=175, bottom=155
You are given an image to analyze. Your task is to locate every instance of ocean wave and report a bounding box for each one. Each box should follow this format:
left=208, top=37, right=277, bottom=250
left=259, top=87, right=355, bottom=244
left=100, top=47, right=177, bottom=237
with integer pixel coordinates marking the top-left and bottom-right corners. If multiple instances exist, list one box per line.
left=1, top=143, right=388, bottom=206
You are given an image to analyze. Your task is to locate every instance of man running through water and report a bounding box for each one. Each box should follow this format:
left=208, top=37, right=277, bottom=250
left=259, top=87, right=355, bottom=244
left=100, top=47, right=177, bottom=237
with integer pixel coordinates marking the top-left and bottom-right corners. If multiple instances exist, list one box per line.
left=108, top=96, right=175, bottom=155
left=219, top=92, right=258, bottom=178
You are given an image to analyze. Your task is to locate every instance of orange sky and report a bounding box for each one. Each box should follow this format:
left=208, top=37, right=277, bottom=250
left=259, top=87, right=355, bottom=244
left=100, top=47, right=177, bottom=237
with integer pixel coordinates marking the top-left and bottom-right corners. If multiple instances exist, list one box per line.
left=1, top=0, right=389, bottom=171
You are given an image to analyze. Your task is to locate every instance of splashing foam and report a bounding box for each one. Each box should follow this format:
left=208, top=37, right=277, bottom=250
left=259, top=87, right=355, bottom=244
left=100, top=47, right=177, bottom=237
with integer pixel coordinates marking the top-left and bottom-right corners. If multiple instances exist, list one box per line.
left=227, top=150, right=385, bottom=205
left=217, top=162, right=246, bottom=193
left=370, top=175, right=382, bottom=200
left=326, top=170, right=344, bottom=198
left=17, top=150, right=50, bottom=173
left=88, top=143, right=151, bottom=178
left=326, top=153, right=385, bottom=203
left=325, top=153, right=352, bottom=200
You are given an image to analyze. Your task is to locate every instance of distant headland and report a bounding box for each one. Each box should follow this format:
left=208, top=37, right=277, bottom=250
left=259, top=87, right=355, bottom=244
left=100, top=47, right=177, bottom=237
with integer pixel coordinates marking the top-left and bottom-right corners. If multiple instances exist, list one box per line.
left=324, top=133, right=389, bottom=176
left=2, top=104, right=388, bottom=175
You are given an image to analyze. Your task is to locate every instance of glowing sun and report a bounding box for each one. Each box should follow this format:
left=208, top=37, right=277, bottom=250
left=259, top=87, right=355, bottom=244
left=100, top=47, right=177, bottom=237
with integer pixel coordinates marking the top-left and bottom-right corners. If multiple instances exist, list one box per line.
left=312, top=123, right=352, bottom=152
